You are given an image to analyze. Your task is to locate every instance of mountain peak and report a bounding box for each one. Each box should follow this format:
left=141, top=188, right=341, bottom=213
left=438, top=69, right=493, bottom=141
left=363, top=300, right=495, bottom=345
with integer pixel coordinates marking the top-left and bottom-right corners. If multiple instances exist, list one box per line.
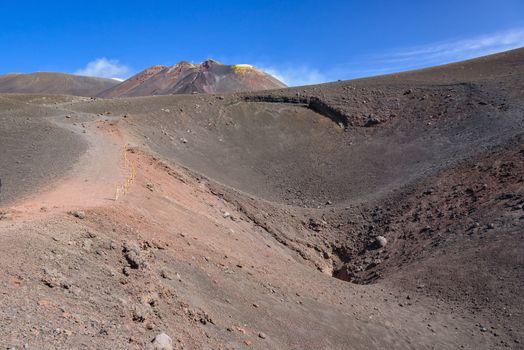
left=173, top=61, right=194, bottom=68
left=201, top=59, right=220, bottom=69
left=99, top=60, right=286, bottom=97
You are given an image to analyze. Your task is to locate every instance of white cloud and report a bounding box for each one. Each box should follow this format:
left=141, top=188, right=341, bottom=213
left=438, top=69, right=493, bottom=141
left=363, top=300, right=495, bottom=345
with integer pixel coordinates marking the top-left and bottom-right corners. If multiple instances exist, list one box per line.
left=353, top=27, right=524, bottom=77
left=75, top=58, right=130, bottom=80
left=258, top=65, right=327, bottom=87
left=391, top=28, right=524, bottom=61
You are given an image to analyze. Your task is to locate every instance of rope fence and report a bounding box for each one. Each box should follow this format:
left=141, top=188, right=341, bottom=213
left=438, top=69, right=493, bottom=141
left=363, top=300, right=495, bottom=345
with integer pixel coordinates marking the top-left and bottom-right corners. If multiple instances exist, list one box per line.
left=115, top=143, right=136, bottom=201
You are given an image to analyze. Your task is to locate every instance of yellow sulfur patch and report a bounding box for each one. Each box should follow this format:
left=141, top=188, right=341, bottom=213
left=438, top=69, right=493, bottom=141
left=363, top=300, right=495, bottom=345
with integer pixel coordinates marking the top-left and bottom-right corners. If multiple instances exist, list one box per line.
left=231, top=64, right=255, bottom=73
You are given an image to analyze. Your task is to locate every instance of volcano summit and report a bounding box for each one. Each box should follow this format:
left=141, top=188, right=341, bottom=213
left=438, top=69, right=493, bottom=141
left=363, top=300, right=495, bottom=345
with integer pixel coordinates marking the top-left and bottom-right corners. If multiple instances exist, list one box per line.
left=99, top=59, right=286, bottom=98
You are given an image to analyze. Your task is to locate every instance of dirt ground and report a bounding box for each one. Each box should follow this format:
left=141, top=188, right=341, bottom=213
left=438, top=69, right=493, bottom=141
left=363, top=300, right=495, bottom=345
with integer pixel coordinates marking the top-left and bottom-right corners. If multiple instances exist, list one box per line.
left=0, top=48, right=523, bottom=349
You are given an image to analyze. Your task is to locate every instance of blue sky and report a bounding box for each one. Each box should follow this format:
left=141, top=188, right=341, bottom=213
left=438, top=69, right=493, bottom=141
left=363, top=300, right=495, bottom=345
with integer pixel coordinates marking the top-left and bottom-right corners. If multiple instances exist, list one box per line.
left=1, top=0, right=524, bottom=86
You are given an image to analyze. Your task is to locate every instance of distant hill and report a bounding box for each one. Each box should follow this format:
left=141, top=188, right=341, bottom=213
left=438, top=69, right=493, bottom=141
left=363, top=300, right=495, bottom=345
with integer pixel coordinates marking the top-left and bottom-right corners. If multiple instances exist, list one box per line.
left=0, top=72, right=119, bottom=97
left=98, top=60, right=286, bottom=97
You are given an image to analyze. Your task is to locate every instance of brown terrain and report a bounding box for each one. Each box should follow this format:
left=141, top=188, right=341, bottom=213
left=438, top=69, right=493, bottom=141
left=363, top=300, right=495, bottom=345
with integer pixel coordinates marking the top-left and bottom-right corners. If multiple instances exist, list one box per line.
left=0, top=48, right=523, bottom=349
left=0, top=73, right=119, bottom=97
left=98, top=60, right=286, bottom=98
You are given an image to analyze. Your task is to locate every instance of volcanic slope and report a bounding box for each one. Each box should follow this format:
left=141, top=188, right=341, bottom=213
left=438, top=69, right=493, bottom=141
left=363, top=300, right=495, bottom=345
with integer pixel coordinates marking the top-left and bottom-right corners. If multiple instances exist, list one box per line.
left=0, top=48, right=523, bottom=349
left=98, top=59, right=286, bottom=98
left=0, top=72, right=119, bottom=96
left=0, top=94, right=88, bottom=204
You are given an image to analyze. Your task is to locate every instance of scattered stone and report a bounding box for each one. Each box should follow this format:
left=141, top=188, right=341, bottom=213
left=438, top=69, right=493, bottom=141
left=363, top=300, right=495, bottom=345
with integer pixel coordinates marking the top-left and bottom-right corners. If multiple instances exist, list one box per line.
left=308, top=218, right=327, bottom=232
left=423, top=188, right=434, bottom=195
left=160, top=270, right=172, bottom=279
left=150, top=332, right=173, bottom=350
left=374, top=236, right=387, bottom=248
left=41, top=268, right=63, bottom=288
left=420, top=225, right=431, bottom=233
left=69, top=210, right=85, bottom=219
left=364, top=115, right=380, bottom=127
left=146, top=182, right=155, bottom=192
left=122, top=242, right=144, bottom=269
left=223, top=211, right=231, bottom=219
left=258, top=332, right=267, bottom=339
left=132, top=306, right=147, bottom=323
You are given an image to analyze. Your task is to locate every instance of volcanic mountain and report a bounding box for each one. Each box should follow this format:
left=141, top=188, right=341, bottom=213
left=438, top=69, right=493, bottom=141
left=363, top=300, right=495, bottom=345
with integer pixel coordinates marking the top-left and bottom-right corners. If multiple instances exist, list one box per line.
left=0, top=72, right=119, bottom=97
left=98, top=59, right=286, bottom=97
